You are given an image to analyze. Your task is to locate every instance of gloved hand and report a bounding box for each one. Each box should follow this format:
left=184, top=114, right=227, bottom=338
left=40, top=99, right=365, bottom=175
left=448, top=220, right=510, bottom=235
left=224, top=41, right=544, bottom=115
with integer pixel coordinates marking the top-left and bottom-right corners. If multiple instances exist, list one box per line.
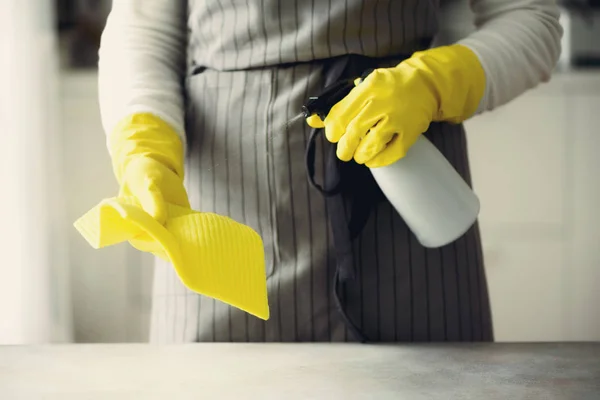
left=307, top=45, right=485, bottom=168
left=74, top=113, right=269, bottom=320
left=108, top=113, right=190, bottom=225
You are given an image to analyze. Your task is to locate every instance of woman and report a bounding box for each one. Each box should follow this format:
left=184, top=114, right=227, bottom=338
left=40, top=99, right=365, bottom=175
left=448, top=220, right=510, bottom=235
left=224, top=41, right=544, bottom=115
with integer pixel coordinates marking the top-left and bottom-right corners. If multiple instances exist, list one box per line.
left=97, top=0, right=562, bottom=343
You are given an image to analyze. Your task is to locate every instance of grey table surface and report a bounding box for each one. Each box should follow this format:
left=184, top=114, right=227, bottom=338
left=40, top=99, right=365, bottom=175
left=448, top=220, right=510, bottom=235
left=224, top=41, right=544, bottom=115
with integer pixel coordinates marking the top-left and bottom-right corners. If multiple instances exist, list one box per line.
left=0, top=343, right=599, bottom=400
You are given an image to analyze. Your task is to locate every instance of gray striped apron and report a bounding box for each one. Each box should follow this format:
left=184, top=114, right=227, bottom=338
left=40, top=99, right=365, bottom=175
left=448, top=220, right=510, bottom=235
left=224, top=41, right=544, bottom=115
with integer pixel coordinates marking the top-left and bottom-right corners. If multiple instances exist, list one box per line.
left=149, top=0, right=494, bottom=343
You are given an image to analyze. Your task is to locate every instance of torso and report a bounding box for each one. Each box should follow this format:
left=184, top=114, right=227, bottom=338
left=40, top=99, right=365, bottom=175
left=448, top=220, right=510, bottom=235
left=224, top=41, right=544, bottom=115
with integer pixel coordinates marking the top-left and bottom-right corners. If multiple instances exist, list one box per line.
left=148, top=0, right=493, bottom=343
left=186, top=0, right=440, bottom=71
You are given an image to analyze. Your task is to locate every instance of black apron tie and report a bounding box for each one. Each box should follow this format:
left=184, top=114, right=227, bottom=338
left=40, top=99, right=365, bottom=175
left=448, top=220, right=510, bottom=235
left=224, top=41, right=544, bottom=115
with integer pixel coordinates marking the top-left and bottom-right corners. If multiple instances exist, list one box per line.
left=304, top=54, right=401, bottom=343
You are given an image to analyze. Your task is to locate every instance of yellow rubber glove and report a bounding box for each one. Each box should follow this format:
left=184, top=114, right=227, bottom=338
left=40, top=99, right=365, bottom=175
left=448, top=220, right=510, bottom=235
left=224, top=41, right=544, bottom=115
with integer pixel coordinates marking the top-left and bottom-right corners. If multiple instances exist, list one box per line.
left=307, top=45, right=485, bottom=168
left=108, top=114, right=191, bottom=224
left=74, top=113, right=269, bottom=320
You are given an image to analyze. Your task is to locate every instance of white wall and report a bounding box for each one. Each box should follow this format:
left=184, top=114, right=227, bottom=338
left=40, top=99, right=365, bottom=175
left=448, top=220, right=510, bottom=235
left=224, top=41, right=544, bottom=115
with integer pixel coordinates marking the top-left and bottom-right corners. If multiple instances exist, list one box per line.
left=0, top=0, right=72, bottom=344
left=61, top=69, right=600, bottom=343
left=465, top=72, right=600, bottom=342
left=61, top=72, right=153, bottom=343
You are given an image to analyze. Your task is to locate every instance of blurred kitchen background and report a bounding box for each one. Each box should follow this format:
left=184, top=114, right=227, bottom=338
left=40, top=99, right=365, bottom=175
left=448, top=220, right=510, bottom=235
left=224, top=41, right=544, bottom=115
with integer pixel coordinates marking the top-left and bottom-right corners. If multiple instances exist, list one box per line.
left=1, top=0, right=599, bottom=344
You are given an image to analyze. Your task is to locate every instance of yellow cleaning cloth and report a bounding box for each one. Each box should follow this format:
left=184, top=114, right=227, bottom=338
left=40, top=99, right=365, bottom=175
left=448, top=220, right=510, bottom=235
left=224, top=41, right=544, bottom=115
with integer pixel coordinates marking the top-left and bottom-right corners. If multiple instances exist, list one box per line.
left=74, top=197, right=269, bottom=320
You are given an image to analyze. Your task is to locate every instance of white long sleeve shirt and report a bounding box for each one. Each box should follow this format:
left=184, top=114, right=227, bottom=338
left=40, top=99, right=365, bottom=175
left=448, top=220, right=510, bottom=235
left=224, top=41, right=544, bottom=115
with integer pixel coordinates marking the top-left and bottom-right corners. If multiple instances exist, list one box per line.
left=98, top=0, right=563, bottom=145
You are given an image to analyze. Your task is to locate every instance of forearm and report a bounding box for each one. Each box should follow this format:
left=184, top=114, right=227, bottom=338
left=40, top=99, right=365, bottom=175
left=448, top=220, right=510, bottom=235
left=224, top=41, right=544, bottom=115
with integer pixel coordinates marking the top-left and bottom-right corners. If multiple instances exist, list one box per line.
left=98, top=0, right=187, bottom=147
left=458, top=0, right=563, bottom=113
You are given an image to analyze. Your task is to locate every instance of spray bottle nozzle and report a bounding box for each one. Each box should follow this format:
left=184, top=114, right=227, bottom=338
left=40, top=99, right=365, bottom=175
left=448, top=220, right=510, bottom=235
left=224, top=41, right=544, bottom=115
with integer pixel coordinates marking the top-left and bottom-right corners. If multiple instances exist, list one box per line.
left=301, top=79, right=355, bottom=120
left=302, top=68, right=375, bottom=120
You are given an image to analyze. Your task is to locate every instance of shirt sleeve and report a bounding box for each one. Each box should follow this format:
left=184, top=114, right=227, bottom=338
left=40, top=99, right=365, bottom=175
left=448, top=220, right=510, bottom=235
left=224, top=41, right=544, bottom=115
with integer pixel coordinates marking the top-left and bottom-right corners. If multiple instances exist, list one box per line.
left=457, top=0, right=564, bottom=113
left=98, top=0, right=187, bottom=144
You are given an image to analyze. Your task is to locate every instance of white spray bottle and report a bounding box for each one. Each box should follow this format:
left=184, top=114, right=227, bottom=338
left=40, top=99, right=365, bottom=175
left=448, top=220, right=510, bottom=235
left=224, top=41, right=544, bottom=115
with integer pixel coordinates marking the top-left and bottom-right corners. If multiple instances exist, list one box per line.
left=368, top=135, right=479, bottom=248
left=302, top=73, right=480, bottom=248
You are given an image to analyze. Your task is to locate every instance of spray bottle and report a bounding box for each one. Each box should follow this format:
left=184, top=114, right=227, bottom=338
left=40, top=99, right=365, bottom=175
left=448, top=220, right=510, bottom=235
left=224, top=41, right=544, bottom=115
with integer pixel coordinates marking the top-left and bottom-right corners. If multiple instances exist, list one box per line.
left=301, top=71, right=480, bottom=248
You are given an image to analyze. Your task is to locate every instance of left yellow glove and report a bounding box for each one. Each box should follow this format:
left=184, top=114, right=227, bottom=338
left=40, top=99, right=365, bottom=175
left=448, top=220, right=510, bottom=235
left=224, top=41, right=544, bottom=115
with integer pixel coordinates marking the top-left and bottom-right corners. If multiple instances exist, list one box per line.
left=307, top=44, right=485, bottom=168
left=108, top=113, right=190, bottom=224
left=74, top=113, right=269, bottom=320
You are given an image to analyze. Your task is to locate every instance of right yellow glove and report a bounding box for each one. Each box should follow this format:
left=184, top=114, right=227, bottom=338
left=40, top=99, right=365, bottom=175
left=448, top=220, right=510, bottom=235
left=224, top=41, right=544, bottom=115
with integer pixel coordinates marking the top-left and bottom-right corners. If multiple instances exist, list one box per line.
left=307, top=44, right=485, bottom=168
left=74, top=113, right=269, bottom=320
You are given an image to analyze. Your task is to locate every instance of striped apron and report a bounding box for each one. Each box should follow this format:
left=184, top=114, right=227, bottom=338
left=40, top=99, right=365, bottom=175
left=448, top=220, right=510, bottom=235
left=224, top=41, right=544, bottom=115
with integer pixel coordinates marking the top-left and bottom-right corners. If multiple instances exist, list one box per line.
left=149, top=0, right=494, bottom=343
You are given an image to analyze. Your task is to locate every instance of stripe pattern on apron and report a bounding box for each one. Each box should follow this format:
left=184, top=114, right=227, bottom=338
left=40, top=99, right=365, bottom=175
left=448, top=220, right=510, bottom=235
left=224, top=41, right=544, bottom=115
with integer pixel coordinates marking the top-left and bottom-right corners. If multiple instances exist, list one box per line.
left=149, top=0, right=493, bottom=343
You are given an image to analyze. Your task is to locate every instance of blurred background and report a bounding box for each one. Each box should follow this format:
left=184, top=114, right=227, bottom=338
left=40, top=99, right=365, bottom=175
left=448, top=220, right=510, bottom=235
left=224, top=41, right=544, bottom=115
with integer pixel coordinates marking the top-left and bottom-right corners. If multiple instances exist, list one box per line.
left=1, top=0, right=599, bottom=344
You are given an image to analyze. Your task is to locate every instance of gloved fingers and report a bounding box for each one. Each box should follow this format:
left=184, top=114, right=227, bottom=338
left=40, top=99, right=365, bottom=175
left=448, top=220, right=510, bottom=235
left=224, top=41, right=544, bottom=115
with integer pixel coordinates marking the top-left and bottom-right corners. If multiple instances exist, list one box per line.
left=119, top=157, right=191, bottom=224
left=323, top=107, right=357, bottom=143
left=136, top=165, right=191, bottom=213
left=305, top=76, right=370, bottom=132
left=306, top=114, right=325, bottom=128
left=323, top=84, right=370, bottom=143
left=160, top=172, right=192, bottom=208
left=364, top=134, right=408, bottom=168
left=136, top=181, right=168, bottom=225
left=352, top=117, right=397, bottom=164
left=335, top=104, right=382, bottom=162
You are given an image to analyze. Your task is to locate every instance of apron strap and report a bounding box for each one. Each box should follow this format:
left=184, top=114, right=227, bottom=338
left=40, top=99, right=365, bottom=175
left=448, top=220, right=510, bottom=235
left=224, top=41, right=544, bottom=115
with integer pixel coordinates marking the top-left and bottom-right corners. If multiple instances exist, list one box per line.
left=303, top=48, right=429, bottom=342
left=304, top=54, right=379, bottom=343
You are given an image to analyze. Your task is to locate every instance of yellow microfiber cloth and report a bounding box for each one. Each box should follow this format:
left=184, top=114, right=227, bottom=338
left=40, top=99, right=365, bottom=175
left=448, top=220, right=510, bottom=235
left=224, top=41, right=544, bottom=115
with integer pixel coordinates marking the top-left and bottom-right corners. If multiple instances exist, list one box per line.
left=74, top=113, right=269, bottom=321
left=74, top=197, right=269, bottom=320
